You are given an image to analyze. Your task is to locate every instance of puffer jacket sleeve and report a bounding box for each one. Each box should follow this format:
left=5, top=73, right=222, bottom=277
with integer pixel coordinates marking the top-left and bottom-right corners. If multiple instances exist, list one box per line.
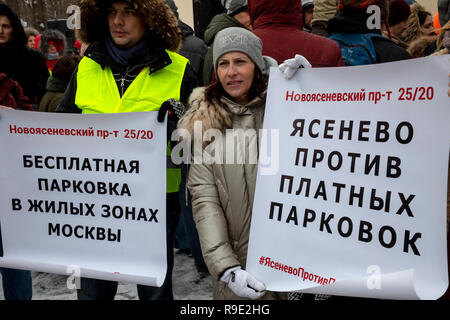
left=188, top=162, right=241, bottom=280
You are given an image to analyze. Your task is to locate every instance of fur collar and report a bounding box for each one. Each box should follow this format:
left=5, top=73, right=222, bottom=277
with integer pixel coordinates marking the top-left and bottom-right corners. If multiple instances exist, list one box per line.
left=407, top=35, right=437, bottom=57
left=178, top=87, right=266, bottom=147
left=178, top=87, right=233, bottom=141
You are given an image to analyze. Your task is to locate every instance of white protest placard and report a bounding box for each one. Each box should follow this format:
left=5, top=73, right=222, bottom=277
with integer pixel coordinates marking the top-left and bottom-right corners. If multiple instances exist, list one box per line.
left=0, top=110, right=167, bottom=286
left=247, top=55, right=450, bottom=300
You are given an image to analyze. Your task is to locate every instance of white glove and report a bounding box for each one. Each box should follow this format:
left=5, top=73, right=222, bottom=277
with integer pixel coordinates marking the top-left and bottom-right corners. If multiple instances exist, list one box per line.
left=279, top=54, right=312, bottom=80
left=220, top=266, right=266, bottom=299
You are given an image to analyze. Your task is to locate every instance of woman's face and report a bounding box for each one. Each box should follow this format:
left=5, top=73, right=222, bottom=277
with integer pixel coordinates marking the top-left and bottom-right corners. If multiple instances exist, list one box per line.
left=0, top=15, right=13, bottom=45
left=27, top=35, right=35, bottom=48
left=217, top=51, right=255, bottom=104
left=421, top=14, right=434, bottom=36
left=48, top=43, right=57, bottom=54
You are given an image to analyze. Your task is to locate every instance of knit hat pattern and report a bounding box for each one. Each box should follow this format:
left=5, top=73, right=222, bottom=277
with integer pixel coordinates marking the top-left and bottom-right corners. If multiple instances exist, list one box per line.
left=213, top=27, right=265, bottom=73
left=221, top=0, right=248, bottom=16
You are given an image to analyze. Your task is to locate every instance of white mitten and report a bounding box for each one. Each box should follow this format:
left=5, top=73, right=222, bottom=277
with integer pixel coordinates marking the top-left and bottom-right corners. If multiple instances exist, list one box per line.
left=220, top=266, right=266, bottom=299
left=279, top=54, right=312, bottom=80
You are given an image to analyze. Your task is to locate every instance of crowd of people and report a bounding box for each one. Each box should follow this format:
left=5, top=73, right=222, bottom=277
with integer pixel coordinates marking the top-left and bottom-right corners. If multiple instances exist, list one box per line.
left=0, top=0, right=449, bottom=301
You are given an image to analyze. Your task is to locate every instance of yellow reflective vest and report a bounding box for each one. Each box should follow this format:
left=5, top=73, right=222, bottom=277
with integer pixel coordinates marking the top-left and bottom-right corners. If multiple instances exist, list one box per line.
left=75, top=50, right=188, bottom=193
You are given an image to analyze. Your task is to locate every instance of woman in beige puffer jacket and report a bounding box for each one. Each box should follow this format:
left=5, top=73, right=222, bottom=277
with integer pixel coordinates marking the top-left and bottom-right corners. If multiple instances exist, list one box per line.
left=177, top=27, right=282, bottom=300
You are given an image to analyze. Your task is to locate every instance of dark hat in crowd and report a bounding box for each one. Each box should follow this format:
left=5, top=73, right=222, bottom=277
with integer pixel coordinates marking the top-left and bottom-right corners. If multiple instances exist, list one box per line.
left=24, top=27, right=39, bottom=38
left=438, top=0, right=449, bottom=28
left=338, top=0, right=389, bottom=23
left=389, top=0, right=411, bottom=26
left=221, top=0, right=248, bottom=16
left=302, top=0, right=314, bottom=9
left=51, top=55, right=81, bottom=80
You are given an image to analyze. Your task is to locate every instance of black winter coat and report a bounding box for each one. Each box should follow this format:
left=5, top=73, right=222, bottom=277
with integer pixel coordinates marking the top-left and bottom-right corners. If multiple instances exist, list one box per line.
left=0, top=3, right=49, bottom=104
left=0, top=45, right=49, bottom=104
left=178, top=21, right=208, bottom=86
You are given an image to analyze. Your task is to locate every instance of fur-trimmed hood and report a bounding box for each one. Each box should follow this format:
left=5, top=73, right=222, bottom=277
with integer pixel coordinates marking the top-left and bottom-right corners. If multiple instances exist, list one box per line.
left=39, top=29, right=69, bottom=57
left=407, top=34, right=437, bottom=57
left=178, top=87, right=233, bottom=140
left=401, top=3, right=430, bottom=44
left=178, top=87, right=266, bottom=148
left=78, top=0, right=182, bottom=52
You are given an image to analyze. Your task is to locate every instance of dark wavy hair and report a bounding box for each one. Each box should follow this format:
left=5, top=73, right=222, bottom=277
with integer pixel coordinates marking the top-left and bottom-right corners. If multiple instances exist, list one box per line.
left=417, top=10, right=432, bottom=26
left=205, top=66, right=268, bottom=107
left=0, top=4, right=27, bottom=47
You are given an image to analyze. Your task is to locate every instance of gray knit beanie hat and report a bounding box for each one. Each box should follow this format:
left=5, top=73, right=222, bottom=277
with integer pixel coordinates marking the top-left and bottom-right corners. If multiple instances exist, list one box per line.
left=221, top=0, right=248, bottom=16
left=213, top=27, right=266, bottom=73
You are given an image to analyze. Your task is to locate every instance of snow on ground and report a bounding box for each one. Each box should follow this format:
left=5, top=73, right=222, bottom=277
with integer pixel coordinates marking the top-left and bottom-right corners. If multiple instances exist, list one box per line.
left=0, top=250, right=213, bottom=300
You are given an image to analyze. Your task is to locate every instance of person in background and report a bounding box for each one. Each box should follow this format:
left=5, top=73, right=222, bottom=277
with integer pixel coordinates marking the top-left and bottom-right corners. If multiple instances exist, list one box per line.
left=167, top=0, right=208, bottom=83
left=39, top=29, right=68, bottom=73
left=302, top=0, right=315, bottom=33
left=221, top=0, right=252, bottom=30
left=193, top=0, right=226, bottom=39
left=248, top=0, right=344, bottom=66
left=57, top=0, right=198, bottom=300
left=202, top=0, right=252, bottom=85
left=0, top=75, right=33, bottom=300
left=0, top=4, right=48, bottom=109
left=24, top=27, right=39, bottom=49
left=382, top=0, right=411, bottom=49
left=311, top=0, right=338, bottom=37
left=407, top=1, right=450, bottom=58
left=39, top=55, right=81, bottom=112
left=166, top=0, right=209, bottom=276
left=0, top=57, right=34, bottom=303
left=74, top=30, right=89, bottom=57
left=0, top=73, right=33, bottom=111
left=327, top=0, right=411, bottom=65
left=432, top=20, right=450, bottom=55
left=438, top=0, right=450, bottom=29
left=403, top=3, right=439, bottom=57
left=73, top=39, right=82, bottom=56
left=401, top=3, right=435, bottom=42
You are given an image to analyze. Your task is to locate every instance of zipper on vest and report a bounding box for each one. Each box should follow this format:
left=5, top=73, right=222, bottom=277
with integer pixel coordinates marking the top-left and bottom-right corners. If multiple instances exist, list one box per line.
left=120, top=78, right=125, bottom=96
left=117, top=64, right=147, bottom=97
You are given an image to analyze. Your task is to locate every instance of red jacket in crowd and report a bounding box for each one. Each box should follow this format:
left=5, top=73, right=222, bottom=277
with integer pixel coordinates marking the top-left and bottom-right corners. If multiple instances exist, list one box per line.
left=248, top=0, right=345, bottom=67
left=0, top=73, right=33, bottom=111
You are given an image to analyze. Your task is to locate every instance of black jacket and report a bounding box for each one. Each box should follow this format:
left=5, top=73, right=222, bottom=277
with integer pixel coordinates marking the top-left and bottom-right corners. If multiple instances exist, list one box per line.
left=328, top=8, right=411, bottom=64
left=178, top=21, right=208, bottom=86
left=0, top=4, right=49, bottom=104
left=56, top=39, right=199, bottom=114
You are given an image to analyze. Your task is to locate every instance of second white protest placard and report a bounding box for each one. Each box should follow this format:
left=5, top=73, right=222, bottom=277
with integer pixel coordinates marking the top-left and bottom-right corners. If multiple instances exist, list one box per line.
left=247, top=55, right=449, bottom=300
